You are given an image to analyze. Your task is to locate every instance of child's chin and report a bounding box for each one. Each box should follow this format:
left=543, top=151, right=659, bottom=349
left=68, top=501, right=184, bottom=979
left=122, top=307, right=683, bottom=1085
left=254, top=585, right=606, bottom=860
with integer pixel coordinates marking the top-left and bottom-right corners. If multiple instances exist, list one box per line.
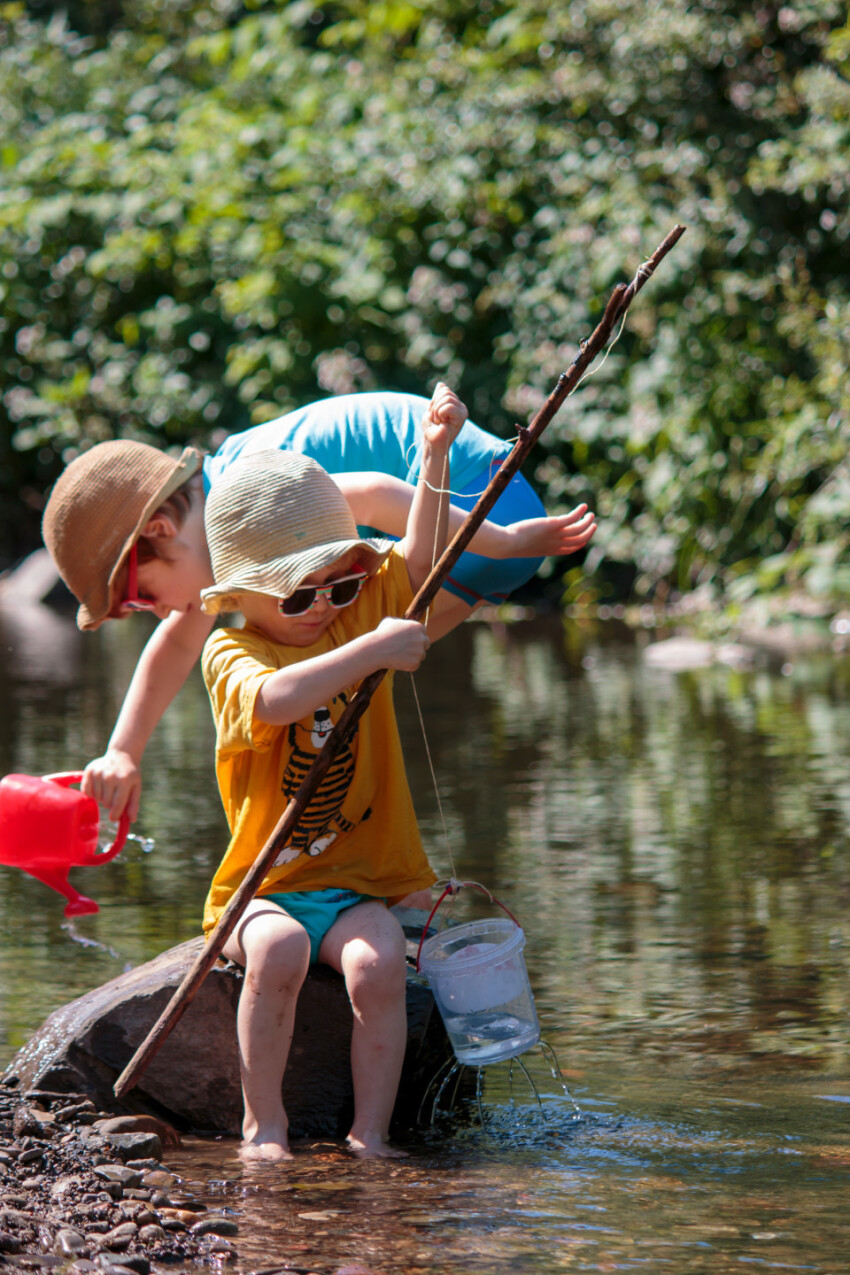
left=284, top=619, right=331, bottom=646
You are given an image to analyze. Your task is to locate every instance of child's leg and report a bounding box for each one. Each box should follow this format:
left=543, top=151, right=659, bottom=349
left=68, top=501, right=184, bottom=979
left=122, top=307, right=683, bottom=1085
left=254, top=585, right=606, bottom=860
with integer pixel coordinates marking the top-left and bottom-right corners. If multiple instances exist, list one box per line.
left=318, top=900, right=408, bottom=1158
left=222, top=897, right=312, bottom=1162
left=395, top=886, right=433, bottom=911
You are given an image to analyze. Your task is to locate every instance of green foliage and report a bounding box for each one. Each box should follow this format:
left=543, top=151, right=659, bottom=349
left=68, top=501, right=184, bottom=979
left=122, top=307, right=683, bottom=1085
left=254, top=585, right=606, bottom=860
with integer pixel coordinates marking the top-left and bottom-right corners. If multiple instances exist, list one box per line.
left=1, top=0, right=848, bottom=622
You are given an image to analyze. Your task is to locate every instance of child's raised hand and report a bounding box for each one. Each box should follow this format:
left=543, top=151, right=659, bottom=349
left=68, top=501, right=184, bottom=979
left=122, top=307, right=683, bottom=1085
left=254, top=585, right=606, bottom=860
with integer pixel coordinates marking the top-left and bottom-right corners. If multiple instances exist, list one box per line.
left=504, top=504, right=597, bottom=559
left=373, top=616, right=431, bottom=672
left=421, top=382, right=468, bottom=451
left=82, top=749, right=142, bottom=823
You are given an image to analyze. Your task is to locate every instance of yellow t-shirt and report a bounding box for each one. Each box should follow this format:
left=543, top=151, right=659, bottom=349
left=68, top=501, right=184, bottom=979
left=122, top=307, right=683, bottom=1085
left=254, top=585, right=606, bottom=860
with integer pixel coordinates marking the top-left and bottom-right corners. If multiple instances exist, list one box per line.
left=200, top=550, right=436, bottom=934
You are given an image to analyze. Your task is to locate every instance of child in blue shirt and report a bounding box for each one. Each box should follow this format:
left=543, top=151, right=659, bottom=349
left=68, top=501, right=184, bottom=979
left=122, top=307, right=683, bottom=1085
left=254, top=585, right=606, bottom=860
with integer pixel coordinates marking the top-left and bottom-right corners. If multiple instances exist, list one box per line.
left=42, top=388, right=595, bottom=824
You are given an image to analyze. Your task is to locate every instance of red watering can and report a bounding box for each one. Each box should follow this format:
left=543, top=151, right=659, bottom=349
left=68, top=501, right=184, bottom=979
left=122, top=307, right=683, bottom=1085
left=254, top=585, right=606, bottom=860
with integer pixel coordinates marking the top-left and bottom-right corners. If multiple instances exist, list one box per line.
left=0, top=771, right=129, bottom=916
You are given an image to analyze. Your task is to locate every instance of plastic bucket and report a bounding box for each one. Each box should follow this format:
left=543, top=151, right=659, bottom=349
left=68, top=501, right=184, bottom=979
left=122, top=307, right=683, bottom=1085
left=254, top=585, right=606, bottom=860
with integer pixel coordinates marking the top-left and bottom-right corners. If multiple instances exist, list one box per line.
left=419, top=917, right=540, bottom=1065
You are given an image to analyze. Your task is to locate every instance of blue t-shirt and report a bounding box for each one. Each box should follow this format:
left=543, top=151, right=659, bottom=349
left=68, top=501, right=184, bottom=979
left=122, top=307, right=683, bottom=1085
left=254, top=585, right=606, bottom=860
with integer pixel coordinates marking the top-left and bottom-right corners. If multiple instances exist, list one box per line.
left=202, top=392, right=510, bottom=495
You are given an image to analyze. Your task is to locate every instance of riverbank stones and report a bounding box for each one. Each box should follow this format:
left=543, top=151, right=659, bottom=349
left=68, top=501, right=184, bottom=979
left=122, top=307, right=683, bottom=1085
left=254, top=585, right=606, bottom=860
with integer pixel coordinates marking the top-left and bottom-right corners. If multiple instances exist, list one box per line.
left=0, top=1077, right=237, bottom=1268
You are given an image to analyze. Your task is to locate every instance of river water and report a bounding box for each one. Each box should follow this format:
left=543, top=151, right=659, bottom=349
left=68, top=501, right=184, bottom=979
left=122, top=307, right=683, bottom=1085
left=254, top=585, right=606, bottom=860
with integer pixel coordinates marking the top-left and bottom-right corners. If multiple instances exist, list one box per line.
left=1, top=599, right=850, bottom=1272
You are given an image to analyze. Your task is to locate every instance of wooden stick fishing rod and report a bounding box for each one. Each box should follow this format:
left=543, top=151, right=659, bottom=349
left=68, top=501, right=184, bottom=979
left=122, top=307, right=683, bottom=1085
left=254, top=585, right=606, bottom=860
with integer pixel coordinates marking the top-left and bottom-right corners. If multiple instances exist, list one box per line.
left=114, top=222, right=685, bottom=1100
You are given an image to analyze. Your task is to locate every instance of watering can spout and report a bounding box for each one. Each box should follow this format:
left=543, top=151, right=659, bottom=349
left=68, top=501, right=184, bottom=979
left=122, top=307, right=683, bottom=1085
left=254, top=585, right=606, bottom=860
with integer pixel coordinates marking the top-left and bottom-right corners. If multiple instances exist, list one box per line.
left=0, top=771, right=129, bottom=916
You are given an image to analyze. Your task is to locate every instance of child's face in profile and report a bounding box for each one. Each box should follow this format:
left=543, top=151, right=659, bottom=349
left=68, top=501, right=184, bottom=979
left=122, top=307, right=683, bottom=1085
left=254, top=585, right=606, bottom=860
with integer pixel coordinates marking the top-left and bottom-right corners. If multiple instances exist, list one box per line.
left=238, top=550, right=363, bottom=647
left=126, top=542, right=213, bottom=619
left=113, top=497, right=213, bottom=621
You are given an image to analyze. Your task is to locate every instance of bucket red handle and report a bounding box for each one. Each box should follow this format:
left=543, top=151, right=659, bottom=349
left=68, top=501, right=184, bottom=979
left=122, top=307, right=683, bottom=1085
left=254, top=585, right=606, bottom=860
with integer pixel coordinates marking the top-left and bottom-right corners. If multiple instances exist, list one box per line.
left=415, top=880, right=521, bottom=972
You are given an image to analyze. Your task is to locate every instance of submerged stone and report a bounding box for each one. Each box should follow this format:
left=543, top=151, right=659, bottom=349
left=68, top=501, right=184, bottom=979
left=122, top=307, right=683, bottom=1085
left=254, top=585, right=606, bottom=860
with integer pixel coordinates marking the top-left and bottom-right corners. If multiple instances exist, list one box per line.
left=97, top=1134, right=162, bottom=1164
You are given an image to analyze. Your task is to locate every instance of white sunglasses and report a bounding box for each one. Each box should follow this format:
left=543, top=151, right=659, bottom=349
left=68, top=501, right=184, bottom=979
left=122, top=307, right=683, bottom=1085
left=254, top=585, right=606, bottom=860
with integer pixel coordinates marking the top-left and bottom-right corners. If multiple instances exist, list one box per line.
left=278, top=571, right=367, bottom=617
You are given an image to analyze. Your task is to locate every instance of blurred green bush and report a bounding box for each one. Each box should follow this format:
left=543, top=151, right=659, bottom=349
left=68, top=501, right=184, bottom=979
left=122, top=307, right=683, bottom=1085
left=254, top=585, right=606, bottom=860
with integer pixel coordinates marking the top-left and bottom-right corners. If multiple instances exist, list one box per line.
left=1, top=0, right=848, bottom=620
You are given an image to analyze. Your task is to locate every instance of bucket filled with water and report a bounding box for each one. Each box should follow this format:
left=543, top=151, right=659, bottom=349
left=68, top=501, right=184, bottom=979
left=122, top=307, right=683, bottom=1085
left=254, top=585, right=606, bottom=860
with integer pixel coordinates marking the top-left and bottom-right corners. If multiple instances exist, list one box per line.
left=419, top=916, right=540, bottom=1065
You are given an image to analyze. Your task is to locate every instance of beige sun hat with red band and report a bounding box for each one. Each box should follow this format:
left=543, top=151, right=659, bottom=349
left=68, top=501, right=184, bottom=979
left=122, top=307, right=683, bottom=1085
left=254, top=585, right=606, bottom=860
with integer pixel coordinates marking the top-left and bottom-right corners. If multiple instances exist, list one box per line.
left=200, top=448, right=394, bottom=615
left=42, top=440, right=202, bottom=631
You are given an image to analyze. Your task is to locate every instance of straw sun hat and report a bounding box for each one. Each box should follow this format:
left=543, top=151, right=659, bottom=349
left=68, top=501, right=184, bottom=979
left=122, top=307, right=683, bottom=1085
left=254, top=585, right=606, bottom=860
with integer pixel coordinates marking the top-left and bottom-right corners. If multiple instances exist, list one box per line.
left=42, top=440, right=202, bottom=631
left=201, top=449, right=394, bottom=615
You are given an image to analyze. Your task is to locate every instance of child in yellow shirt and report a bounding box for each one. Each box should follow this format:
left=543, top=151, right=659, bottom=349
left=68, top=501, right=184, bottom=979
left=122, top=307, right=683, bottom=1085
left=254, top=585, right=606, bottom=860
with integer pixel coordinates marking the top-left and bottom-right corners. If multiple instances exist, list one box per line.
left=198, top=383, right=465, bottom=1161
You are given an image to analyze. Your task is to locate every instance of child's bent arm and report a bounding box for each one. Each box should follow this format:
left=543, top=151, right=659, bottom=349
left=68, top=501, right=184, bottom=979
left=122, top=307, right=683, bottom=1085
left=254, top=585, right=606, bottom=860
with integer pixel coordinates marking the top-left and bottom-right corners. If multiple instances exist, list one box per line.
left=255, top=618, right=429, bottom=726
left=83, top=607, right=215, bottom=821
left=334, top=473, right=596, bottom=562
left=333, top=472, right=413, bottom=538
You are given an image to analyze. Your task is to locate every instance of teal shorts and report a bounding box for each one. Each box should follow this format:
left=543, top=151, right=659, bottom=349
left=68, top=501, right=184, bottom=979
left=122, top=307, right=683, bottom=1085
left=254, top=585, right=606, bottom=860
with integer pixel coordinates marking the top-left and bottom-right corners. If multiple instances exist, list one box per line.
left=262, top=888, right=378, bottom=964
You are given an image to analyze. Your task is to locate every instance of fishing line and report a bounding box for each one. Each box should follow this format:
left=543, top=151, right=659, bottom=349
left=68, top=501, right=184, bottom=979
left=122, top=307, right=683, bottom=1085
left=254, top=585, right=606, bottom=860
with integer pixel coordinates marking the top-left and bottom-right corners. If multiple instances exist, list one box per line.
left=569, top=254, right=651, bottom=391
left=404, top=441, right=518, bottom=501
left=408, top=438, right=460, bottom=885
left=408, top=673, right=456, bottom=879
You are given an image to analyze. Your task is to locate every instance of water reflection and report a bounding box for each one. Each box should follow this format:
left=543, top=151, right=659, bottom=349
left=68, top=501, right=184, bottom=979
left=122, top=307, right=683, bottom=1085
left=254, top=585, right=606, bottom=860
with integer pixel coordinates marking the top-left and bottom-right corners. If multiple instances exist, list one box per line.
left=2, top=610, right=850, bottom=1269
left=0, top=600, right=83, bottom=686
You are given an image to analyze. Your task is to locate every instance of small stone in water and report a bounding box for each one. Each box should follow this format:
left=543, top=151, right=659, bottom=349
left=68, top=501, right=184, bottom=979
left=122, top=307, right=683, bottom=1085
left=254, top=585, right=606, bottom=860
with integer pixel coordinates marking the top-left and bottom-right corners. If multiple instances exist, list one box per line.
left=164, top=1193, right=205, bottom=1210
left=0, top=1229, right=22, bottom=1254
left=137, top=1225, right=166, bottom=1244
left=93, top=1166, right=142, bottom=1188
left=105, top=1255, right=150, bottom=1275
left=93, top=1221, right=138, bottom=1251
left=54, top=1228, right=88, bottom=1257
left=198, top=1238, right=237, bottom=1259
left=158, top=1205, right=206, bottom=1221
left=139, top=1170, right=175, bottom=1190
left=190, top=1217, right=239, bottom=1237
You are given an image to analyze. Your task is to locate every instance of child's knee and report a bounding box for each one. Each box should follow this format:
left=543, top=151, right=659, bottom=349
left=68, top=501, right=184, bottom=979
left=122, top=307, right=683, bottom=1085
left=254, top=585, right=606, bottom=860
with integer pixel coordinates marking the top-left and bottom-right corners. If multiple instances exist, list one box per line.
left=344, top=929, right=406, bottom=999
left=247, top=923, right=311, bottom=988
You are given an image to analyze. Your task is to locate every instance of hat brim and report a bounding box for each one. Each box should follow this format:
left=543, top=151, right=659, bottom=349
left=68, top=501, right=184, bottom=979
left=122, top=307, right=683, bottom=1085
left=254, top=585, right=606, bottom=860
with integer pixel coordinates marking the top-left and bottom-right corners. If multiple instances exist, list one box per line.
left=77, top=446, right=203, bottom=630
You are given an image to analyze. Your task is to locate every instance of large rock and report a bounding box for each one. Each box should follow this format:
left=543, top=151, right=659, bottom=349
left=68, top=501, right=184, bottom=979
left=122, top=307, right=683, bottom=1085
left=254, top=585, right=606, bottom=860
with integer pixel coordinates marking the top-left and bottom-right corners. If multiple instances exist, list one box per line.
left=4, top=910, right=457, bottom=1140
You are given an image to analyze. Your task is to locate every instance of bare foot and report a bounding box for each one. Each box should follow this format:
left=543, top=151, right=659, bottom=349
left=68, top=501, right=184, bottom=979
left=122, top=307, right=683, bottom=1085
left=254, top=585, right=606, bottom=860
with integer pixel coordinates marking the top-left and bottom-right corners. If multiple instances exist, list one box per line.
left=346, top=1133, right=409, bottom=1159
left=238, top=1135, right=294, bottom=1163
